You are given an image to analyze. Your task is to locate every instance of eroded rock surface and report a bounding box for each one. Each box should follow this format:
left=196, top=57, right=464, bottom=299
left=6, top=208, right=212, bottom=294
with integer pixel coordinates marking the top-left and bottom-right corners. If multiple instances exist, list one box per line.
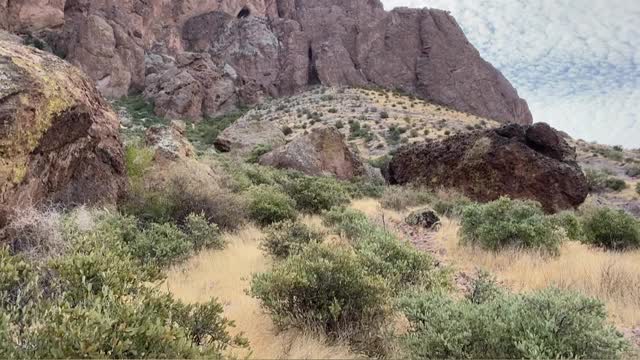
left=0, top=0, right=532, bottom=124
left=0, top=35, right=126, bottom=223
left=259, top=127, right=380, bottom=181
left=388, top=123, right=589, bottom=213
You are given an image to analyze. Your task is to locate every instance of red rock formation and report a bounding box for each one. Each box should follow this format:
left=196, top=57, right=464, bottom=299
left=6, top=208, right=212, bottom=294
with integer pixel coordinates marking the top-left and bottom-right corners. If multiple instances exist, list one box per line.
left=0, top=34, right=127, bottom=224
left=0, top=0, right=533, bottom=125
left=259, top=127, right=381, bottom=181
left=388, top=123, right=589, bottom=213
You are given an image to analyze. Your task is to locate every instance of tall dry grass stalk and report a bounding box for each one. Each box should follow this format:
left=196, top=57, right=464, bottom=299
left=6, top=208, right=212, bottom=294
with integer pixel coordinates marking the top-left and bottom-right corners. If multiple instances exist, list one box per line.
left=436, top=218, right=640, bottom=327
left=165, top=225, right=360, bottom=359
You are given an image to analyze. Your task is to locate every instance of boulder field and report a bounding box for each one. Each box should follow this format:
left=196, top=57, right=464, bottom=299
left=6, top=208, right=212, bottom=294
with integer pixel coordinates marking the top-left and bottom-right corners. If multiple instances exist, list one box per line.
left=0, top=0, right=532, bottom=125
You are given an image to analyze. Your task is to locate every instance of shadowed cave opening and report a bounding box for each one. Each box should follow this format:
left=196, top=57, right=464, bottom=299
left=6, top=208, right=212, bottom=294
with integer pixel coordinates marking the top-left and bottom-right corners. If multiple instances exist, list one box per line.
left=237, top=7, right=251, bottom=18
left=307, top=47, right=321, bottom=85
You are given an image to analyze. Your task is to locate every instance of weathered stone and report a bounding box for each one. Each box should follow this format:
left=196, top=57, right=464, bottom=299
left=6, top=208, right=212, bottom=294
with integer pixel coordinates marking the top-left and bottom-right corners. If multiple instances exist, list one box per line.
left=258, top=126, right=375, bottom=181
left=144, top=120, right=196, bottom=162
left=0, top=34, right=126, bottom=220
left=388, top=123, right=588, bottom=213
left=215, top=118, right=286, bottom=156
left=405, top=209, right=441, bottom=230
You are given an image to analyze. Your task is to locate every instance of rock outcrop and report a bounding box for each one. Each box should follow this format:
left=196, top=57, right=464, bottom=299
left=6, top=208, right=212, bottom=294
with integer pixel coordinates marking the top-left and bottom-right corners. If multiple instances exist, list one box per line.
left=215, top=118, right=286, bottom=156
left=0, top=35, right=127, bottom=224
left=388, top=123, right=589, bottom=213
left=259, top=126, right=378, bottom=181
left=0, top=0, right=532, bottom=125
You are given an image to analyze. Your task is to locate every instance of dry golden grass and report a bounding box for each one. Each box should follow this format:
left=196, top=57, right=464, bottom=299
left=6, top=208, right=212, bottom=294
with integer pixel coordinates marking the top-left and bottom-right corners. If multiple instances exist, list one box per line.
left=165, top=225, right=360, bottom=359
left=435, top=218, right=640, bottom=327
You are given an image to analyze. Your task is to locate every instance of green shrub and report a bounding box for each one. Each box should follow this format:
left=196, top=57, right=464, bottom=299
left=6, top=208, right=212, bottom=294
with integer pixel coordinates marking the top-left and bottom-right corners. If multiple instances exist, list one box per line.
left=323, top=207, right=446, bottom=291
left=346, top=177, right=385, bottom=199
left=400, top=288, right=628, bottom=359
left=247, top=144, right=273, bottom=163
left=186, top=108, right=247, bottom=149
left=460, top=197, right=562, bottom=254
left=604, top=177, right=628, bottom=191
left=636, top=182, right=640, bottom=195
left=580, top=208, right=640, bottom=250
left=550, top=211, right=583, bottom=241
left=431, top=193, right=472, bottom=218
left=380, top=186, right=434, bottom=211
left=284, top=176, right=350, bottom=214
left=247, top=185, right=297, bottom=226
left=368, top=155, right=391, bottom=170
left=585, top=169, right=627, bottom=192
left=261, top=220, right=323, bottom=259
left=124, top=143, right=154, bottom=181
left=250, top=244, right=390, bottom=337
left=0, top=214, right=244, bottom=359
left=129, top=222, right=193, bottom=268
left=625, top=164, right=640, bottom=177
left=185, top=213, right=223, bottom=251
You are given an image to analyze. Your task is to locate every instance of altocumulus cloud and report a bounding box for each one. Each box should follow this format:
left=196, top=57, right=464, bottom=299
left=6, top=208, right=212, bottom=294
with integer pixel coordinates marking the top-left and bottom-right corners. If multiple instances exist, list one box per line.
left=381, top=0, right=640, bottom=148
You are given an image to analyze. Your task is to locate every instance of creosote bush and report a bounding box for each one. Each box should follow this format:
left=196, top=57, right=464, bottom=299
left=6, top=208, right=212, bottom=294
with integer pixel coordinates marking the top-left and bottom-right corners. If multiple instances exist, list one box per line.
left=460, top=197, right=562, bottom=255
left=284, top=176, right=350, bottom=214
left=400, top=286, right=629, bottom=359
left=580, top=208, right=640, bottom=250
left=585, top=169, right=627, bottom=192
left=261, top=220, right=323, bottom=259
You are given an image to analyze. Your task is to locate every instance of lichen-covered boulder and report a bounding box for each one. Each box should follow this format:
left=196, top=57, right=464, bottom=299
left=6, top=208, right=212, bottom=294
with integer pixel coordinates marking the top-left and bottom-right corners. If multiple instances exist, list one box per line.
left=388, top=123, right=589, bottom=213
left=0, top=35, right=126, bottom=224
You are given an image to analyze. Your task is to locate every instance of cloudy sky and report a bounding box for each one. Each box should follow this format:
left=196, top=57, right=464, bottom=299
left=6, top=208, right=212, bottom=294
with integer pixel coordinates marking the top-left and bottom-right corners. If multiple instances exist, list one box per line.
left=381, top=0, right=640, bottom=148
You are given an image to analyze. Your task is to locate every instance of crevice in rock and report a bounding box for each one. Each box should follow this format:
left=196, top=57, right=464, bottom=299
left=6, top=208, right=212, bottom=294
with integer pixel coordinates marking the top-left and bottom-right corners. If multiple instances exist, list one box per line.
left=307, top=47, right=320, bottom=85
left=237, top=7, right=251, bottom=19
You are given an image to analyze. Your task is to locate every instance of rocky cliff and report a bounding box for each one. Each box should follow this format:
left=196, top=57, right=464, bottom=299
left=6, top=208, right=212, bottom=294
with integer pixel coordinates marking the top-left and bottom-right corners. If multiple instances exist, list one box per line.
left=0, top=0, right=533, bottom=124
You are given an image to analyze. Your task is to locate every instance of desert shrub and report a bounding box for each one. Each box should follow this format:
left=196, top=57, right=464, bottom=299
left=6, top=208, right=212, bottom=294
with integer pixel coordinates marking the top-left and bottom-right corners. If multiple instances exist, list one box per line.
left=1, top=207, right=67, bottom=262
left=247, top=185, right=297, bottom=226
left=380, top=111, right=389, bottom=119
left=346, top=177, right=385, bottom=199
left=282, top=126, right=293, bottom=136
left=550, top=211, right=583, bottom=241
left=368, top=155, right=391, bottom=169
left=460, top=197, right=562, bottom=254
left=636, top=182, right=640, bottom=195
left=124, top=170, right=247, bottom=230
left=585, top=169, right=627, bottom=192
left=323, top=207, right=446, bottom=291
left=380, top=186, right=434, bottom=211
left=431, top=193, right=472, bottom=218
left=128, top=222, right=193, bottom=268
left=261, top=220, right=323, bottom=259
left=400, top=288, right=628, bottom=359
left=185, top=108, right=247, bottom=149
left=625, top=164, right=640, bottom=177
left=465, top=270, right=504, bottom=305
left=250, top=243, right=390, bottom=338
left=284, top=176, right=350, bottom=214
left=605, top=177, right=628, bottom=191
left=184, top=213, right=224, bottom=251
left=580, top=208, right=640, bottom=250
left=0, top=214, right=244, bottom=358
left=247, top=144, right=273, bottom=163
left=124, top=143, right=155, bottom=181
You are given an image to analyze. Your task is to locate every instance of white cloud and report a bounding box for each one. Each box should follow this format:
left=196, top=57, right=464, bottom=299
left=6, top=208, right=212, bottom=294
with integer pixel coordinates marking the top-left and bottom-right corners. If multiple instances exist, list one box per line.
left=381, top=0, right=640, bottom=148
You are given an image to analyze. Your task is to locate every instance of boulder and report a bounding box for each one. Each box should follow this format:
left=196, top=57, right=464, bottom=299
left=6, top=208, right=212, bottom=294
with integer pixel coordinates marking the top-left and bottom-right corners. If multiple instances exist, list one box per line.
left=0, top=35, right=126, bottom=222
left=144, top=120, right=196, bottom=162
left=258, top=126, right=379, bottom=181
left=388, top=123, right=589, bottom=213
left=405, top=209, right=441, bottom=230
left=215, top=119, right=286, bottom=156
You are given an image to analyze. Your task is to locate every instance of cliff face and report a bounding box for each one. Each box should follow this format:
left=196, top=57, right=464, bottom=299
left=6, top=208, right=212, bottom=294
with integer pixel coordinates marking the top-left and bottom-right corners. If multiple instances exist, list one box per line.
left=0, top=0, right=533, bottom=124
